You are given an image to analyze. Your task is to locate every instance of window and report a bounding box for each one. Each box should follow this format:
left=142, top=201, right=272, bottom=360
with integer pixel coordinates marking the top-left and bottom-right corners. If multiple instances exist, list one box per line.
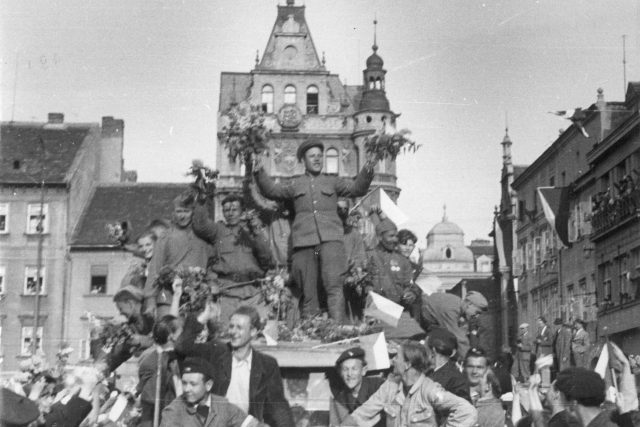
left=26, top=203, right=49, bottom=234
left=90, top=265, right=108, bottom=294
left=0, top=266, right=5, bottom=294
left=21, top=326, right=43, bottom=355
left=306, top=86, right=318, bottom=114
left=24, top=266, right=45, bottom=295
left=325, top=148, right=339, bottom=174
left=445, top=247, right=452, bottom=259
left=284, top=85, right=296, bottom=104
left=0, top=204, right=8, bottom=233
left=261, top=85, right=274, bottom=113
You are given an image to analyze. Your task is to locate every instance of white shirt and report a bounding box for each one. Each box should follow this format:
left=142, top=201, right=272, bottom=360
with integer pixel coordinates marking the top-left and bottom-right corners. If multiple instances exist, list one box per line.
left=226, top=349, right=252, bottom=413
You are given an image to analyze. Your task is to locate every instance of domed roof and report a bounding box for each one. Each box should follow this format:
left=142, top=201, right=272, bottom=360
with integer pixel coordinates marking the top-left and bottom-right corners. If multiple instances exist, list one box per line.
left=359, top=90, right=390, bottom=110
left=427, top=220, right=464, bottom=237
left=366, top=49, right=384, bottom=70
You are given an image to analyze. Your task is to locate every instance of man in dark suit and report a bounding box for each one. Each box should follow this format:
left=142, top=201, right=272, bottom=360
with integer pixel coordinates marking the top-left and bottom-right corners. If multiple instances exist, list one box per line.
left=329, top=347, right=385, bottom=427
left=254, top=139, right=376, bottom=321
left=535, top=316, right=553, bottom=385
left=176, top=305, right=294, bottom=427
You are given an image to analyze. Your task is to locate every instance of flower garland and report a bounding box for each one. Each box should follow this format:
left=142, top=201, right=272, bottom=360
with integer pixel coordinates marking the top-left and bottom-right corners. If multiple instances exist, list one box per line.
left=186, top=159, right=219, bottom=202
left=364, top=125, right=420, bottom=161
left=219, top=103, right=271, bottom=166
left=277, top=317, right=383, bottom=343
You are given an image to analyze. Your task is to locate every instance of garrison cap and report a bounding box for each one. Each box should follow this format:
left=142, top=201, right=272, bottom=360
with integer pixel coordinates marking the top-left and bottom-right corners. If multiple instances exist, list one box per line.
left=375, top=218, right=397, bottom=235
left=335, top=347, right=366, bottom=367
left=464, top=291, right=488, bottom=311
left=296, top=138, right=324, bottom=161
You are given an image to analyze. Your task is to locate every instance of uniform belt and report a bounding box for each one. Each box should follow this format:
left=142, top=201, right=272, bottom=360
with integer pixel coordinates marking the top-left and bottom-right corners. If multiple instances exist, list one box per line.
left=217, top=272, right=260, bottom=283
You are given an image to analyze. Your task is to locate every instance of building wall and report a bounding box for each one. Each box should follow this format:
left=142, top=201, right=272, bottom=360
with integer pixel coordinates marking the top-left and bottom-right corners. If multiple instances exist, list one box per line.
left=65, top=250, right=134, bottom=364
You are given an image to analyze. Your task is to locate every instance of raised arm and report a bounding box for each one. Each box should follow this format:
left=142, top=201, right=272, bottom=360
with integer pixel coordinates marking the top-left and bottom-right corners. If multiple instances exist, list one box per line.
left=192, top=204, right=221, bottom=244
left=427, top=382, right=478, bottom=427
left=254, top=168, right=294, bottom=201
left=335, top=163, right=375, bottom=198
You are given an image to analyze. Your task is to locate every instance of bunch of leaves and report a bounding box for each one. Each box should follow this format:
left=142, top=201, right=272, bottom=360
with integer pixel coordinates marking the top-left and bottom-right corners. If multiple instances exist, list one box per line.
left=277, top=316, right=383, bottom=343
left=105, top=221, right=131, bottom=245
left=91, top=318, right=135, bottom=355
left=343, top=260, right=372, bottom=296
left=153, top=266, right=214, bottom=315
left=220, top=103, right=271, bottom=165
left=364, top=126, right=420, bottom=161
left=260, top=269, right=292, bottom=321
left=186, top=159, right=219, bottom=202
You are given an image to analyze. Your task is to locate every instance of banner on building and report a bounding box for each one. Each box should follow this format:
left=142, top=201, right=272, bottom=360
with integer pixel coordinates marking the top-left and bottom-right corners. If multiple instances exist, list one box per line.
left=494, top=216, right=507, bottom=269
left=537, top=187, right=571, bottom=248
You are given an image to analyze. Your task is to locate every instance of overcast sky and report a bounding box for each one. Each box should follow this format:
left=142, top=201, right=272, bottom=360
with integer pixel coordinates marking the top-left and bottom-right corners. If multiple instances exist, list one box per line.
left=2, top=0, right=639, bottom=246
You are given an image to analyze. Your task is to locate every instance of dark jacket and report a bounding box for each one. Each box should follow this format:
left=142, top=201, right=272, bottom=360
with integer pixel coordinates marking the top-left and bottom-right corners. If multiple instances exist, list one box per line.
left=255, top=168, right=374, bottom=248
left=137, top=348, right=177, bottom=414
left=330, top=376, right=386, bottom=427
left=535, top=325, right=553, bottom=356
left=44, top=395, right=93, bottom=427
left=429, top=361, right=471, bottom=402
left=175, top=317, right=294, bottom=427
left=160, top=393, right=250, bottom=427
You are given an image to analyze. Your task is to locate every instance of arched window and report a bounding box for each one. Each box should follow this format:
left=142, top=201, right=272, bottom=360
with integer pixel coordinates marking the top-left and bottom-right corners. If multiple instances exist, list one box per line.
left=306, top=85, right=319, bottom=114
left=284, top=85, right=296, bottom=104
left=368, top=77, right=375, bottom=89
left=375, top=77, right=382, bottom=90
left=445, top=247, right=453, bottom=259
left=261, top=85, right=274, bottom=113
left=325, top=148, right=339, bottom=174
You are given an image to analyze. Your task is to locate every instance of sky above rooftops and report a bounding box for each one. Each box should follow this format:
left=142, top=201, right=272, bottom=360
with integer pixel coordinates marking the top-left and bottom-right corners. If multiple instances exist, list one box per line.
left=2, top=0, right=639, bottom=245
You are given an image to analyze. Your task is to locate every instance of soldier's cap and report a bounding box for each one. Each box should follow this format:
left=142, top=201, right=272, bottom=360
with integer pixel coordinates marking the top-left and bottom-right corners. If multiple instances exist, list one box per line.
left=555, top=367, right=605, bottom=405
left=173, top=191, right=195, bottom=209
left=375, top=218, right=397, bottom=235
left=426, top=327, right=457, bottom=357
left=464, top=291, right=488, bottom=311
left=335, top=347, right=366, bottom=367
left=553, top=317, right=563, bottom=326
left=180, top=357, right=215, bottom=380
left=574, top=318, right=587, bottom=327
left=0, top=387, right=41, bottom=426
left=296, top=138, right=324, bottom=161
left=113, top=285, right=144, bottom=303
left=519, top=323, right=529, bottom=329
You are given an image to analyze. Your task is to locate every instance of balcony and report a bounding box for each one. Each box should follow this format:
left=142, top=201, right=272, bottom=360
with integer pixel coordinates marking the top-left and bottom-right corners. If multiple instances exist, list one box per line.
left=591, top=189, right=640, bottom=240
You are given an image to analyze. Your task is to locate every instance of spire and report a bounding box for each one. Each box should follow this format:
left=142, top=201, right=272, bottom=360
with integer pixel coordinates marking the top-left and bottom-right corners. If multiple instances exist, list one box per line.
left=501, top=113, right=512, bottom=166
left=442, top=204, right=448, bottom=222
left=322, top=51, right=326, bottom=67
left=372, top=17, right=378, bottom=52
left=255, top=50, right=260, bottom=67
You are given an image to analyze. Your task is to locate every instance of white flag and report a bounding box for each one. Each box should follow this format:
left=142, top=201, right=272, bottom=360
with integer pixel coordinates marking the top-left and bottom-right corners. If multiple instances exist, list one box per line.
left=364, top=292, right=403, bottom=327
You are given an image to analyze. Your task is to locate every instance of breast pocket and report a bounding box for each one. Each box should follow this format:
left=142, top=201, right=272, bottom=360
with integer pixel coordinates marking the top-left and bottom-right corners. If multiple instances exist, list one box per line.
left=409, top=406, right=435, bottom=427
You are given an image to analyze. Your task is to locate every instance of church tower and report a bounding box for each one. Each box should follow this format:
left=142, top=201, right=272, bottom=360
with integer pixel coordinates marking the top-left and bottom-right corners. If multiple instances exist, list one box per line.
left=352, top=20, right=400, bottom=200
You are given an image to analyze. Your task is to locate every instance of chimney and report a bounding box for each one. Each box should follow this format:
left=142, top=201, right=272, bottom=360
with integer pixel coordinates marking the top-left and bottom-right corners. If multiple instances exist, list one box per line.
left=101, top=116, right=124, bottom=137
left=48, top=113, right=64, bottom=124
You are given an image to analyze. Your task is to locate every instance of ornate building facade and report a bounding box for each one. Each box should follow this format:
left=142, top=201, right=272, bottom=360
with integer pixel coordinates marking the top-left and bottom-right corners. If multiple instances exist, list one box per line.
left=214, top=0, right=401, bottom=217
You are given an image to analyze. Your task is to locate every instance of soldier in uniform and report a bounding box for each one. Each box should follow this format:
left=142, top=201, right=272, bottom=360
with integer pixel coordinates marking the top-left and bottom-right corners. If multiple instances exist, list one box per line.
left=192, top=194, right=272, bottom=325
left=144, top=192, right=213, bottom=318
left=330, top=347, right=385, bottom=427
left=511, top=323, right=532, bottom=383
left=254, top=138, right=375, bottom=321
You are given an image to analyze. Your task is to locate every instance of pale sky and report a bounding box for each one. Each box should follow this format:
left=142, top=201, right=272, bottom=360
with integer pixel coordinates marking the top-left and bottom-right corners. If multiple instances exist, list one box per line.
left=2, top=0, right=639, bottom=246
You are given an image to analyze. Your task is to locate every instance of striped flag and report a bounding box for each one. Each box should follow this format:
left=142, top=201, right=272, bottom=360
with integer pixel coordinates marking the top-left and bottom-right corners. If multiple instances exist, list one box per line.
left=537, top=187, right=571, bottom=248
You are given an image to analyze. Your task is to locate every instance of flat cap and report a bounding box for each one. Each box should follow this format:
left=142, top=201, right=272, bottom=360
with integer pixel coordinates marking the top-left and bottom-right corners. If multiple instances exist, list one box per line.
left=113, top=285, right=144, bottom=303
left=296, top=138, right=324, bottom=161
left=335, top=347, right=366, bottom=367
left=427, top=327, right=457, bottom=357
left=555, top=367, right=605, bottom=404
left=0, top=387, right=40, bottom=426
left=375, top=218, right=397, bottom=235
left=464, top=291, right=488, bottom=311
left=180, top=357, right=214, bottom=380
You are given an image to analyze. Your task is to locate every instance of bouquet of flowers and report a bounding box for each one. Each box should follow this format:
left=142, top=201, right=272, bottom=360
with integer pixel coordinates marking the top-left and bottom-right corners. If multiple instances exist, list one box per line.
left=260, top=269, right=292, bottom=321
left=105, top=221, right=131, bottom=246
left=219, top=103, right=271, bottom=168
left=87, top=313, right=135, bottom=359
left=187, top=159, right=219, bottom=202
left=277, top=316, right=383, bottom=343
left=364, top=125, right=420, bottom=161
left=154, top=266, right=218, bottom=315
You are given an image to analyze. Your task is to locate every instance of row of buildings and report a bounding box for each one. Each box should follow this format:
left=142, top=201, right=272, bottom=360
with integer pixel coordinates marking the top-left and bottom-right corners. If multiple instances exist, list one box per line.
left=496, top=83, right=640, bottom=355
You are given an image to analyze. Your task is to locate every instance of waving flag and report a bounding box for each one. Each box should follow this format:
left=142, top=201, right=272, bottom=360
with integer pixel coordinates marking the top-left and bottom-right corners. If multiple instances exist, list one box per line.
left=549, top=108, right=589, bottom=138
left=537, top=187, right=571, bottom=248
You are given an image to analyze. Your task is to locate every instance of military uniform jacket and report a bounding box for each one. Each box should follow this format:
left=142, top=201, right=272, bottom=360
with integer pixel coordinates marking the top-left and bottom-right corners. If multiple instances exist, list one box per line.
left=255, top=167, right=374, bottom=248
left=420, top=293, right=470, bottom=358
left=160, top=394, right=251, bottom=427
left=348, top=374, right=477, bottom=427
left=367, top=245, right=413, bottom=304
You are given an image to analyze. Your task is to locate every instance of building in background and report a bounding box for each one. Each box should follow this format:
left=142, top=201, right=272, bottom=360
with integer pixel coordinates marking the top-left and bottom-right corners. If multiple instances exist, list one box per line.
left=588, top=82, right=640, bottom=354
left=0, top=114, right=125, bottom=370
left=214, top=0, right=402, bottom=219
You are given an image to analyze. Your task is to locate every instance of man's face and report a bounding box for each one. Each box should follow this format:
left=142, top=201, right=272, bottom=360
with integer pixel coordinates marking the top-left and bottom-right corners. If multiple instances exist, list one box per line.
left=464, top=356, right=488, bottom=386
left=397, top=239, right=415, bottom=258
left=380, top=230, right=398, bottom=251
left=392, top=348, right=408, bottom=376
left=339, top=358, right=367, bottom=391
left=337, top=200, right=349, bottom=222
left=463, top=302, right=482, bottom=319
left=537, top=319, right=545, bottom=329
left=138, top=235, right=154, bottom=260
left=173, top=207, right=193, bottom=228
left=222, top=201, right=243, bottom=226
left=303, top=147, right=324, bottom=175
left=115, top=300, right=138, bottom=319
left=228, top=314, right=257, bottom=349
left=181, top=372, right=212, bottom=404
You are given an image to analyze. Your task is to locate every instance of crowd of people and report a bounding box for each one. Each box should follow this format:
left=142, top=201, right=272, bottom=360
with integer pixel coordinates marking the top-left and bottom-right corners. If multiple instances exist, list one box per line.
left=2, top=139, right=640, bottom=427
